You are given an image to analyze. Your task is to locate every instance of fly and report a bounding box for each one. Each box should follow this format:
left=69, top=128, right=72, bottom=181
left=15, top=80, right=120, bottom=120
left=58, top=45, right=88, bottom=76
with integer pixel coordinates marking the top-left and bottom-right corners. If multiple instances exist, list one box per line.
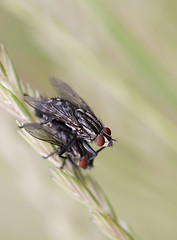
left=22, top=78, right=116, bottom=168
left=24, top=78, right=115, bottom=145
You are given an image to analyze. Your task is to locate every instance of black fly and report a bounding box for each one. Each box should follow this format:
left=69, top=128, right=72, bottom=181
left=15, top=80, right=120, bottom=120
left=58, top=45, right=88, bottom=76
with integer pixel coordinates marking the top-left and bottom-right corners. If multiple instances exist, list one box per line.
left=22, top=78, right=115, bottom=169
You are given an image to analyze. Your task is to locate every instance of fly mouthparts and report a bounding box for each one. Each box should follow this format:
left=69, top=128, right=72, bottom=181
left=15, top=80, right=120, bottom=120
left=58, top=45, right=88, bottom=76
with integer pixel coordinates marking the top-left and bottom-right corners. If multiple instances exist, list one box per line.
left=107, top=138, right=117, bottom=147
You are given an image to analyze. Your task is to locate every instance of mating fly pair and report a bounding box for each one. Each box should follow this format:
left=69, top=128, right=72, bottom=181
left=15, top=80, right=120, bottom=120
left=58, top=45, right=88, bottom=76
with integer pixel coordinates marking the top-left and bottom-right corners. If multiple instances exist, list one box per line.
left=21, top=78, right=115, bottom=169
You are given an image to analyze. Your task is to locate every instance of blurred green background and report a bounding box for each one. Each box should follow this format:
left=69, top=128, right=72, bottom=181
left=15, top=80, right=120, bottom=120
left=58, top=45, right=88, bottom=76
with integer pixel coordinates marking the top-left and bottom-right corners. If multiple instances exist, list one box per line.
left=0, top=0, right=177, bottom=239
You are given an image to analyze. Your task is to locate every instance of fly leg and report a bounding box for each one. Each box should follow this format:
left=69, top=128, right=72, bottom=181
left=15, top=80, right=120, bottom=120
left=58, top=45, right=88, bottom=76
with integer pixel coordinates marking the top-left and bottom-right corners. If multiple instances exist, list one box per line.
left=43, top=135, right=77, bottom=167
left=43, top=146, right=67, bottom=168
left=66, top=155, right=78, bottom=168
left=58, top=155, right=78, bottom=170
left=59, top=157, right=67, bottom=169
left=87, top=147, right=105, bottom=168
left=96, top=146, right=105, bottom=154
left=57, top=135, right=77, bottom=169
left=44, top=135, right=77, bottom=159
left=82, top=140, right=97, bottom=160
left=58, top=134, right=77, bottom=157
left=82, top=140, right=97, bottom=168
left=82, top=141, right=105, bottom=158
left=82, top=141, right=105, bottom=168
left=43, top=146, right=61, bottom=159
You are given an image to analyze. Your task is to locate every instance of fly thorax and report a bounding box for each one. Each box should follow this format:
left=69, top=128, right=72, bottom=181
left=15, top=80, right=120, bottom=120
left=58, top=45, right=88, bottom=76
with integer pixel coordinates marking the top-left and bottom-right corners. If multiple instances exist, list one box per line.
left=75, top=109, right=98, bottom=139
left=54, top=99, right=74, bottom=115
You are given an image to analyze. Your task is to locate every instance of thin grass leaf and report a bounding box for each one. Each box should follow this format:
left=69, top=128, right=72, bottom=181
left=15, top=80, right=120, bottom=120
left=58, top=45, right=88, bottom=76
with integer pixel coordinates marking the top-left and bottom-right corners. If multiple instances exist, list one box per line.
left=0, top=43, right=136, bottom=240
left=0, top=43, right=23, bottom=96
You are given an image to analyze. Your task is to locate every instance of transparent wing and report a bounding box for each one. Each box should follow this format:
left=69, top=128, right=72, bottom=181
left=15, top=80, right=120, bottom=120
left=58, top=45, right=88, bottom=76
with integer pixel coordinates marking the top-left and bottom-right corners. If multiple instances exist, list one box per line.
left=23, top=122, right=62, bottom=145
left=24, top=95, right=79, bottom=128
left=24, top=96, right=57, bottom=116
left=49, top=77, right=93, bottom=112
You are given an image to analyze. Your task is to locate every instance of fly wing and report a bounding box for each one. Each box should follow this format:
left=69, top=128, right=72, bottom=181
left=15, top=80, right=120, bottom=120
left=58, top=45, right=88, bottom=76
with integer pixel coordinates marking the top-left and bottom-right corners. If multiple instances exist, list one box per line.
left=49, top=78, right=93, bottom=112
left=23, top=122, right=64, bottom=146
left=24, top=96, right=57, bottom=116
left=24, top=96, right=80, bottom=129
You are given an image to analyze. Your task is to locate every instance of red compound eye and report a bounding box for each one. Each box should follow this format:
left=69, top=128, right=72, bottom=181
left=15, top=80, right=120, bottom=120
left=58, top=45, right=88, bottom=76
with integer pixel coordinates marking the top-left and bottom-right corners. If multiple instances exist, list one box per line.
left=78, top=157, right=88, bottom=168
left=96, top=135, right=105, bottom=146
left=103, top=127, right=111, bottom=135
